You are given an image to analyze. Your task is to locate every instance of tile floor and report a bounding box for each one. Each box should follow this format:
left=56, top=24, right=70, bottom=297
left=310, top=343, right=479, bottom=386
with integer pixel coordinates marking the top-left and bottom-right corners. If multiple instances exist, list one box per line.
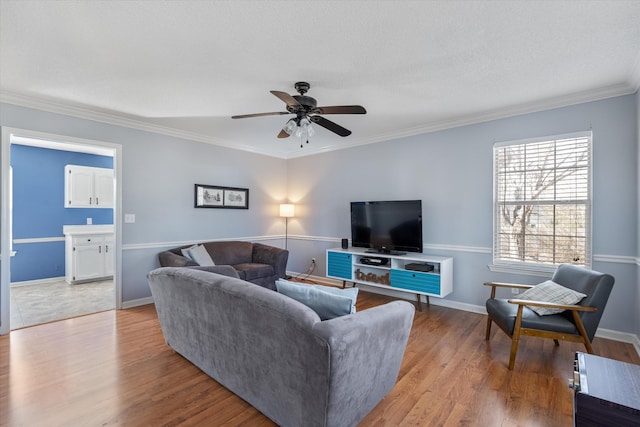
left=10, top=279, right=115, bottom=329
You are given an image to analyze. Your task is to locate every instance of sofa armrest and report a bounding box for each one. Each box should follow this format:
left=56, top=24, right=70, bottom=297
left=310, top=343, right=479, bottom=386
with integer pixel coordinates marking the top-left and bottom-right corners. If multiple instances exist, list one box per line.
left=158, top=250, right=198, bottom=267
left=252, top=243, right=289, bottom=278
left=311, top=301, right=415, bottom=426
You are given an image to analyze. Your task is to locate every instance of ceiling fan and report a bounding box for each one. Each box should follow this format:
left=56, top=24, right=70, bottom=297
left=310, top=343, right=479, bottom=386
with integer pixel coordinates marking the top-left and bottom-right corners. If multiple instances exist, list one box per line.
left=231, top=82, right=366, bottom=146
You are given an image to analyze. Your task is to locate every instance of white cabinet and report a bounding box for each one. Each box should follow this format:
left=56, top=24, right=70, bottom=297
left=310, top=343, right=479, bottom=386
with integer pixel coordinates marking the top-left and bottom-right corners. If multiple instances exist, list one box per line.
left=65, top=165, right=114, bottom=208
left=64, top=225, right=114, bottom=284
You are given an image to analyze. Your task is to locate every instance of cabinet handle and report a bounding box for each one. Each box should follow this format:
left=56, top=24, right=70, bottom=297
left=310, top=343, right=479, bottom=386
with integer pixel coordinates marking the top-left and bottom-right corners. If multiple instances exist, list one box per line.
left=99, top=246, right=102, bottom=254
left=96, top=197, right=99, bottom=205
left=89, top=197, right=92, bottom=205
left=105, top=245, right=109, bottom=253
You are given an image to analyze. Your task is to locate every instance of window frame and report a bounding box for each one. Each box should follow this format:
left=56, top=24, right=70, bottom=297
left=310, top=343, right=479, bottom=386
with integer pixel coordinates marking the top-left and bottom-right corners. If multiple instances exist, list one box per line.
left=490, top=131, right=593, bottom=275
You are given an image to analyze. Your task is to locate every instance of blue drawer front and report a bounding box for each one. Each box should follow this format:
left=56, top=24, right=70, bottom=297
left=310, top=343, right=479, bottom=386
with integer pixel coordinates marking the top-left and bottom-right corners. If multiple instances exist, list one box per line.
left=327, top=252, right=352, bottom=280
left=391, top=270, right=441, bottom=294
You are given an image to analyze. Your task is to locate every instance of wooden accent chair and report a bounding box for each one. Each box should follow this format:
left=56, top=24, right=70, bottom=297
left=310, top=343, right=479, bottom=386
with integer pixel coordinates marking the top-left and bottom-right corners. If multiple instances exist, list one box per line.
left=484, top=264, right=615, bottom=370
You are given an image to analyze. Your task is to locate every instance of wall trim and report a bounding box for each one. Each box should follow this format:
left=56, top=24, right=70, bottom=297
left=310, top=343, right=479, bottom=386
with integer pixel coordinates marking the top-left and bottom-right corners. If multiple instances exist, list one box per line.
left=123, top=235, right=637, bottom=267
left=13, top=237, right=64, bottom=244
left=122, top=235, right=282, bottom=251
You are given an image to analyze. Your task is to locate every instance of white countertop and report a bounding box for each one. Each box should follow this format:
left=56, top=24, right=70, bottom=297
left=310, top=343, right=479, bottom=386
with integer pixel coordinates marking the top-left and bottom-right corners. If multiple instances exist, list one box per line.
left=63, top=224, right=114, bottom=235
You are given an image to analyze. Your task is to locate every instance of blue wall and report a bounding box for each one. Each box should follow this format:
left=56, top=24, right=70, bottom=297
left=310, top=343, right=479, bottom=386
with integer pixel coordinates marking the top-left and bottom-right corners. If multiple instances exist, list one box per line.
left=11, top=144, right=113, bottom=282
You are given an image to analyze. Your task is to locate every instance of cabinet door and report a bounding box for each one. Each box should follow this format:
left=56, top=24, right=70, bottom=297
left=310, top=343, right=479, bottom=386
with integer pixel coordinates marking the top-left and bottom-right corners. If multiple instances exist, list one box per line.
left=73, top=244, right=104, bottom=281
left=390, top=270, right=441, bottom=295
left=65, top=166, right=94, bottom=207
left=93, top=168, right=114, bottom=208
left=327, top=251, right=353, bottom=280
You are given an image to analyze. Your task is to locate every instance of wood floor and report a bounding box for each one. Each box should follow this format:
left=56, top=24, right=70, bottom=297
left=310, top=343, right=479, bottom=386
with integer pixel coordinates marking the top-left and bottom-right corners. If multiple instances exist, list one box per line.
left=1, top=290, right=638, bottom=427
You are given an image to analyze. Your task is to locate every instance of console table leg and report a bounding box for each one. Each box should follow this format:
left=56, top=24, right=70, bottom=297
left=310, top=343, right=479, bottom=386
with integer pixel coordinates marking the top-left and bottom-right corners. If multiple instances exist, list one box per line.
left=416, top=294, right=423, bottom=312
left=426, top=295, right=430, bottom=307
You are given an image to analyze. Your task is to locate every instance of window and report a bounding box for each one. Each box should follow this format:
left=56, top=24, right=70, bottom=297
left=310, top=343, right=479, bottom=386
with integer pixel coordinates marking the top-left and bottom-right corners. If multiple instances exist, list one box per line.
left=493, top=131, right=592, bottom=271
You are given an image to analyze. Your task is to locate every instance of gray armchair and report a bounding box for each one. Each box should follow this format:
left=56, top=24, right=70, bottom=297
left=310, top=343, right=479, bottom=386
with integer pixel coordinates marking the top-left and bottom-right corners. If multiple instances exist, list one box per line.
left=485, top=264, right=615, bottom=369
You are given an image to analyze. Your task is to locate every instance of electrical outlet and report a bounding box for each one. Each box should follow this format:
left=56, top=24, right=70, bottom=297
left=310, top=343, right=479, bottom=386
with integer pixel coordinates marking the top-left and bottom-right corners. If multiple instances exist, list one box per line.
left=311, top=257, right=316, bottom=264
left=511, top=288, right=519, bottom=294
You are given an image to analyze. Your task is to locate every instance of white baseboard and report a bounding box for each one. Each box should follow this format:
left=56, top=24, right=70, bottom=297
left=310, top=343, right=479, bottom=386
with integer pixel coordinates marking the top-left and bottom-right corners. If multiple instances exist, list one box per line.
left=121, top=296, right=154, bottom=309
left=595, top=328, right=640, bottom=354
left=11, top=276, right=66, bottom=287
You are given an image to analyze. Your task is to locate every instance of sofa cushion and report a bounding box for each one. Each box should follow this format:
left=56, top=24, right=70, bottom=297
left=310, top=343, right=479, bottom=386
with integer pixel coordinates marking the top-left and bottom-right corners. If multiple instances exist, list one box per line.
left=187, top=244, right=216, bottom=267
left=276, top=279, right=359, bottom=320
left=234, top=263, right=275, bottom=281
left=518, top=280, right=586, bottom=316
left=203, top=241, right=253, bottom=265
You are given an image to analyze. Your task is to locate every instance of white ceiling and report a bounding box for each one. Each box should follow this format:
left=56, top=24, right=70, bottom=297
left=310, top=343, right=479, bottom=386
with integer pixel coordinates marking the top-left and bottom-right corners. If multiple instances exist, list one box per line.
left=1, top=1, right=639, bottom=159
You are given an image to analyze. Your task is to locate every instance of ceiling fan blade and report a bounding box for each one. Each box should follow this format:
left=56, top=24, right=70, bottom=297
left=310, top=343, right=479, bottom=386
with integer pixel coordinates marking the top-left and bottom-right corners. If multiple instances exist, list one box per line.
left=277, top=129, right=290, bottom=139
left=271, top=90, right=301, bottom=108
left=310, top=116, right=352, bottom=137
left=231, top=111, right=289, bottom=119
left=312, top=105, right=367, bottom=115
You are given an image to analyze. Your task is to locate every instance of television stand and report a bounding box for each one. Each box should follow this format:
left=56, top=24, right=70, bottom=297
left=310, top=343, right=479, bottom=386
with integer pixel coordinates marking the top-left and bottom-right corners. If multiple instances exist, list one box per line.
left=365, top=249, right=406, bottom=256
left=326, top=247, right=453, bottom=311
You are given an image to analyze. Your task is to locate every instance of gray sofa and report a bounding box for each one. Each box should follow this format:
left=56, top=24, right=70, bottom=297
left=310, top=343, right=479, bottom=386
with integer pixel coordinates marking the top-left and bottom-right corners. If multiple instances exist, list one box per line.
left=147, top=267, right=415, bottom=427
left=158, top=241, right=288, bottom=290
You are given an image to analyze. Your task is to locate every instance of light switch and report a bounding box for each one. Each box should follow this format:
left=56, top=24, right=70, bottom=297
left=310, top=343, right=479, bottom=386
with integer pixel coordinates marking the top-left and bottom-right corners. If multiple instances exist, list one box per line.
left=86, top=218, right=92, bottom=225
left=124, top=214, right=136, bottom=223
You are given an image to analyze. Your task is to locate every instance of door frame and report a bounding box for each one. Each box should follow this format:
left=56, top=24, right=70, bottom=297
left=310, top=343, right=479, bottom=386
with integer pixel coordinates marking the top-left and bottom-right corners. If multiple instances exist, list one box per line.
left=0, top=127, right=123, bottom=334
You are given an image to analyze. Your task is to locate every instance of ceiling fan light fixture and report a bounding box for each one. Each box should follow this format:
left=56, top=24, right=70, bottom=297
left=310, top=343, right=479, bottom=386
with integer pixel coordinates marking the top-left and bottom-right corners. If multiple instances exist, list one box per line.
left=283, top=118, right=297, bottom=136
left=295, top=116, right=313, bottom=138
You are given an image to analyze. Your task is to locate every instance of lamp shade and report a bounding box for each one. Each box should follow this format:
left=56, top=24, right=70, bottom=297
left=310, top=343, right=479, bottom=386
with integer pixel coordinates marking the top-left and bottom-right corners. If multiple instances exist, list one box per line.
left=279, top=204, right=295, bottom=218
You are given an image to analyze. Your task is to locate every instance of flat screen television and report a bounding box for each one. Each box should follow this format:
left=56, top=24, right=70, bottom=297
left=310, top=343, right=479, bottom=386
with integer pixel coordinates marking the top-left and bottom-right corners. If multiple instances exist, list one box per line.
left=350, top=200, right=423, bottom=255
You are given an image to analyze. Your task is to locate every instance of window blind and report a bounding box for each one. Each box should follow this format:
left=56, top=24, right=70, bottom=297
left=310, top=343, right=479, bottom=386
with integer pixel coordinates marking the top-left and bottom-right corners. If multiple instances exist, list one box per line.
left=493, top=131, right=592, bottom=268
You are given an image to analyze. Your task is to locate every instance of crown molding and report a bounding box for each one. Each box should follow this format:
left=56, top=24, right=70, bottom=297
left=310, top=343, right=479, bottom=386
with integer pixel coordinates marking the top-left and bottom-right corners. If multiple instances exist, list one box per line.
left=282, top=82, right=639, bottom=159
left=3, top=82, right=637, bottom=161
left=0, top=91, right=278, bottom=158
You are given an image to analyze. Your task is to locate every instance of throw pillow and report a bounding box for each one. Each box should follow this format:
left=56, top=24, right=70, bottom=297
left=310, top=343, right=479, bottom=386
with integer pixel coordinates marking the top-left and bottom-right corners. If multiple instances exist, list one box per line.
left=518, top=280, right=586, bottom=316
left=186, top=244, right=216, bottom=267
left=181, top=246, right=197, bottom=260
left=276, top=279, right=359, bottom=320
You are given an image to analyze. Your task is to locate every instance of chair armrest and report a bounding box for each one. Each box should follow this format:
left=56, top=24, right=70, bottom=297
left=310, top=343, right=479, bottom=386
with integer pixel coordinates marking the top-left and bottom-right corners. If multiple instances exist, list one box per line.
left=484, top=282, right=534, bottom=299
left=252, top=243, right=289, bottom=278
left=484, top=281, right=535, bottom=290
left=507, top=298, right=597, bottom=312
left=158, top=250, right=198, bottom=267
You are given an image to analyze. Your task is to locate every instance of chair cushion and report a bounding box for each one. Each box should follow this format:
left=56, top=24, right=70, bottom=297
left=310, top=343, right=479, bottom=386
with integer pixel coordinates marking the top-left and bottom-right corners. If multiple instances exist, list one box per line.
left=486, top=298, right=579, bottom=336
left=518, top=280, right=586, bottom=315
left=276, top=279, right=359, bottom=320
left=233, top=263, right=275, bottom=281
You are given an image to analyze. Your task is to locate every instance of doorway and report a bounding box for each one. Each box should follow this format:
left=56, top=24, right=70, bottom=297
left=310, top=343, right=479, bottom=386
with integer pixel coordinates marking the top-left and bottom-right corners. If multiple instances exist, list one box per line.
left=1, top=127, right=122, bottom=334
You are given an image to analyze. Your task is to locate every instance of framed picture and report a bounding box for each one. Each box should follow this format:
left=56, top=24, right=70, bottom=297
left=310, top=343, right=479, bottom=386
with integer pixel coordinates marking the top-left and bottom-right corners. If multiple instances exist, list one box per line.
left=195, top=184, right=249, bottom=209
